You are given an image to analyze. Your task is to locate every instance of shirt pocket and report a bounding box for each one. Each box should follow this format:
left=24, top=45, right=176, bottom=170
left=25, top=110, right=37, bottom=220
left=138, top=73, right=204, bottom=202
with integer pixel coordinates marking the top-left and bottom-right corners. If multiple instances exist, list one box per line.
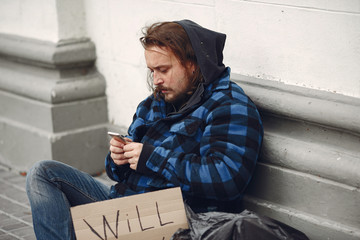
left=169, top=118, right=203, bottom=137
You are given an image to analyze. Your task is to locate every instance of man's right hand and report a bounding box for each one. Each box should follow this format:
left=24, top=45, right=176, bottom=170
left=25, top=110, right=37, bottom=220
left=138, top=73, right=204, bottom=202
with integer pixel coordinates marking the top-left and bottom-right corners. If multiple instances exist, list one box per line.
left=109, top=137, right=132, bottom=166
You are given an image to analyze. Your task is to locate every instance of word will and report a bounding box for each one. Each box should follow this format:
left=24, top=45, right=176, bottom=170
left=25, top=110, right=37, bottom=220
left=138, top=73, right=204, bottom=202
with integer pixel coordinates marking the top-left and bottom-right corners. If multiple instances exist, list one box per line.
left=82, top=202, right=174, bottom=240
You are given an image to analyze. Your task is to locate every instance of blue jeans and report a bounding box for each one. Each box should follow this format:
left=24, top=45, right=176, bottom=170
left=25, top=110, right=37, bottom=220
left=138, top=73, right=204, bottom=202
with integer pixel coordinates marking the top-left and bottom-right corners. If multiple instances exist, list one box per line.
left=26, top=160, right=110, bottom=240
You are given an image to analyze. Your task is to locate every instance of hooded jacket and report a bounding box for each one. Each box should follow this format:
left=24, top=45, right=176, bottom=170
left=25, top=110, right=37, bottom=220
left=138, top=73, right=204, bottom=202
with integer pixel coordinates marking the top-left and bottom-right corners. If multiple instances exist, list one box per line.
left=105, top=20, right=263, bottom=213
left=172, top=20, right=227, bottom=114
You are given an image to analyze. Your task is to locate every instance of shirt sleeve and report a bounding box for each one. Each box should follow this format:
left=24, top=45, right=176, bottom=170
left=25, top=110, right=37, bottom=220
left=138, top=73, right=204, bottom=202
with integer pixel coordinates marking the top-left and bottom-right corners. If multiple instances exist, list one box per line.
left=104, top=95, right=157, bottom=183
left=105, top=152, right=133, bottom=182
left=136, top=100, right=263, bottom=202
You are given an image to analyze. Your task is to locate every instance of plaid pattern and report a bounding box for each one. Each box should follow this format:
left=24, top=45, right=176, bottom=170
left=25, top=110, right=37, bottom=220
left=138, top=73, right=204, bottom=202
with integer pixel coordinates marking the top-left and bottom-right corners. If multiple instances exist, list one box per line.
left=105, top=68, right=263, bottom=210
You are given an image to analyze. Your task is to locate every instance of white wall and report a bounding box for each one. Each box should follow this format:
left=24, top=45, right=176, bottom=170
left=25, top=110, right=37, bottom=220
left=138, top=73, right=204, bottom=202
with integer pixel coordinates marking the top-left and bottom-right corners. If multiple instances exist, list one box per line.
left=1, top=0, right=359, bottom=127
left=0, top=0, right=86, bottom=43
left=83, top=0, right=220, bottom=127
left=219, top=1, right=360, bottom=96
left=83, top=0, right=360, bottom=129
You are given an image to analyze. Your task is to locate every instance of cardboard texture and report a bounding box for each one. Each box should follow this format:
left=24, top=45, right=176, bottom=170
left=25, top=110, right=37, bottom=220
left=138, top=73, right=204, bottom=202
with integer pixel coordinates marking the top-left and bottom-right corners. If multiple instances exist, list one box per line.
left=71, top=187, right=188, bottom=240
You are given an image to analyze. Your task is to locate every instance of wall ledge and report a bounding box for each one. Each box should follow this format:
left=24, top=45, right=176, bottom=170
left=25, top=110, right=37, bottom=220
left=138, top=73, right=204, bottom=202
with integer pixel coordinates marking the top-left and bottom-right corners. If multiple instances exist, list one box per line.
left=0, top=33, right=106, bottom=104
left=0, top=34, right=95, bottom=68
left=232, top=73, right=360, bottom=135
left=243, top=195, right=360, bottom=240
left=0, top=59, right=106, bottom=104
left=0, top=34, right=109, bottom=174
left=232, top=74, right=360, bottom=239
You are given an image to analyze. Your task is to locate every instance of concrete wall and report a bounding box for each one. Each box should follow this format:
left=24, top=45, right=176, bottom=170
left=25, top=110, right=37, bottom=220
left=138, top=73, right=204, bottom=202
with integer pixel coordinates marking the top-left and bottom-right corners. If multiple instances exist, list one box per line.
left=82, top=1, right=360, bottom=239
left=82, top=0, right=360, bottom=128
left=236, top=74, right=360, bottom=240
left=1, top=0, right=359, bottom=239
left=0, top=0, right=109, bottom=174
left=0, top=0, right=86, bottom=42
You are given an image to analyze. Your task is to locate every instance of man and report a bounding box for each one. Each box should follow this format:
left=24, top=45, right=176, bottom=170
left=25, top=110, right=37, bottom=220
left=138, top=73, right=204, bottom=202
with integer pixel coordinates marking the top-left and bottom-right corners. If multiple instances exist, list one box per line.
left=26, top=20, right=263, bottom=239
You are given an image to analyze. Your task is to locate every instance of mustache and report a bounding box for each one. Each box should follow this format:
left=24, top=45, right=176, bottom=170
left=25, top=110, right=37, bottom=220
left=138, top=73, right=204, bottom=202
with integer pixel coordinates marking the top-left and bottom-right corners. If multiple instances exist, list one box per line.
left=155, top=86, right=171, bottom=92
left=154, top=86, right=167, bottom=98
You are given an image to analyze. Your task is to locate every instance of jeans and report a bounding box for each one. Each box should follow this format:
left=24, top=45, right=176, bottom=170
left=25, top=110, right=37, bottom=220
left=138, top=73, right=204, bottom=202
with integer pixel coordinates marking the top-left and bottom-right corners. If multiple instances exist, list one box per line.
left=26, top=160, right=110, bottom=240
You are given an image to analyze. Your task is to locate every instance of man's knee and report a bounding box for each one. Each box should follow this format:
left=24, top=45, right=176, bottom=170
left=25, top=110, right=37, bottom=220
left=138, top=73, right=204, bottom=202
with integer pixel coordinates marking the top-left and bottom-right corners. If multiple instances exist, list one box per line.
left=27, top=160, right=55, bottom=177
left=26, top=160, right=58, bottom=191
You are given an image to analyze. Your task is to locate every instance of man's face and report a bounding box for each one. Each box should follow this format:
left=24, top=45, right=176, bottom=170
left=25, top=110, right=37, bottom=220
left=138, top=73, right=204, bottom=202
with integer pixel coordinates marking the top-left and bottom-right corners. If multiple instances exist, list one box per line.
left=145, top=46, right=194, bottom=105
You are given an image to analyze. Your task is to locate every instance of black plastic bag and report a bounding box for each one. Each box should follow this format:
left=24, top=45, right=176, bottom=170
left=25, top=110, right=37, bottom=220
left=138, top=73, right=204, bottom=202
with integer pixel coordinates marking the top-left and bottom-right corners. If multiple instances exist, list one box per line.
left=171, top=204, right=309, bottom=240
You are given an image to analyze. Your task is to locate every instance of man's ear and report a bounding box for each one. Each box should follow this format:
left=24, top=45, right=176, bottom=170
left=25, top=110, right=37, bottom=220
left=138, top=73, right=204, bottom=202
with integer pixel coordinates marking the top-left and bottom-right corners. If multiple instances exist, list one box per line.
left=187, top=61, right=196, bottom=74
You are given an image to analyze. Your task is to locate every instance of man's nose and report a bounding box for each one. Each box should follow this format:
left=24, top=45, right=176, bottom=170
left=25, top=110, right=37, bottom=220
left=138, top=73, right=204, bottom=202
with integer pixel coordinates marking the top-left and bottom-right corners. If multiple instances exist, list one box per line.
left=153, top=71, right=163, bottom=85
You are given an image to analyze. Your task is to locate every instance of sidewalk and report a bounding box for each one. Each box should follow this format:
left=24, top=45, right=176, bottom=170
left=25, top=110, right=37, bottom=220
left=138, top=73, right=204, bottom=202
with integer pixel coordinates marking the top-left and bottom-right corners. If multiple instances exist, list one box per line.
left=0, top=164, right=114, bottom=240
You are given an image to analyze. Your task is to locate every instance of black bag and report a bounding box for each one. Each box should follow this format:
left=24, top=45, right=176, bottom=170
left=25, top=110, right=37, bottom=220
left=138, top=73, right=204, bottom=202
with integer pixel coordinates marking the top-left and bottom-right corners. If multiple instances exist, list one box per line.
left=171, top=205, right=309, bottom=240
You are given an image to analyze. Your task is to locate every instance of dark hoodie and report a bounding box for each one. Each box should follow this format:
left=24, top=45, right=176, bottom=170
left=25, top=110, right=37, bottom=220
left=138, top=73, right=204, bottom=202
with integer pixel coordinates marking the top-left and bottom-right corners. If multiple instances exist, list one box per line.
left=173, top=20, right=227, bottom=113
left=106, top=20, right=264, bottom=213
left=174, top=19, right=227, bottom=85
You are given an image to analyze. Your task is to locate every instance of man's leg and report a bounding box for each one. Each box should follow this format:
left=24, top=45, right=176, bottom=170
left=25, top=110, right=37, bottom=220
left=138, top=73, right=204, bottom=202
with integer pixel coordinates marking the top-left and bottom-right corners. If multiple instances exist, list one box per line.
left=26, top=160, right=110, bottom=240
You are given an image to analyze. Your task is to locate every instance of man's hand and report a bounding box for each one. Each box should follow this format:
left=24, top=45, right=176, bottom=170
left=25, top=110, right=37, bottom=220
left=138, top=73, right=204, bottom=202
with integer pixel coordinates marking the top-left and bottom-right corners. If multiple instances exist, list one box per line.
left=109, top=137, right=132, bottom=166
left=109, top=137, right=143, bottom=170
left=123, top=142, right=143, bottom=170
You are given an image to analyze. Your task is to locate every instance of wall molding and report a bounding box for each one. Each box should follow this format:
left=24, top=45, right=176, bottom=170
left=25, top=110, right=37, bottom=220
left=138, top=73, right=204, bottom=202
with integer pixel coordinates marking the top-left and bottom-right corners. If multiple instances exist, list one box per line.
left=0, top=34, right=106, bottom=104
left=244, top=195, right=360, bottom=240
left=232, top=73, right=360, bottom=135
left=232, top=74, right=360, bottom=240
left=0, top=34, right=95, bottom=68
left=0, top=59, right=106, bottom=104
left=0, top=34, right=109, bottom=175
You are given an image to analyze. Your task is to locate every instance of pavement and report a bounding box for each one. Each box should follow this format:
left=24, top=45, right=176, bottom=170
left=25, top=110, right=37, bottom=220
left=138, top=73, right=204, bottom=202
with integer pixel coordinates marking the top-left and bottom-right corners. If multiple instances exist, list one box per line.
left=0, top=163, right=114, bottom=240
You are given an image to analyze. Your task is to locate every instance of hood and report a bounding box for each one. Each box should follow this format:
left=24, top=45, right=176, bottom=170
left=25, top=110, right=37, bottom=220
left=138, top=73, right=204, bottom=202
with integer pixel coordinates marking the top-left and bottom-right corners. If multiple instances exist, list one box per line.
left=174, top=19, right=227, bottom=86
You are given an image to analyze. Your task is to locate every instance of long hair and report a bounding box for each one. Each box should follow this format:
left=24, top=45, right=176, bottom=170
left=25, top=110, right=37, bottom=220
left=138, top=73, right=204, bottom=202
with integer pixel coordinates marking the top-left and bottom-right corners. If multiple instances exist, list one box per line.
left=140, top=22, right=204, bottom=98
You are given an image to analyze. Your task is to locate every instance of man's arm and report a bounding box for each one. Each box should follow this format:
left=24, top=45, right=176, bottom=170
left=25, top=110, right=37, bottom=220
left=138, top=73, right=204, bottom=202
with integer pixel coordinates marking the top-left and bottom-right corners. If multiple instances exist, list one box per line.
left=136, top=100, right=263, bottom=201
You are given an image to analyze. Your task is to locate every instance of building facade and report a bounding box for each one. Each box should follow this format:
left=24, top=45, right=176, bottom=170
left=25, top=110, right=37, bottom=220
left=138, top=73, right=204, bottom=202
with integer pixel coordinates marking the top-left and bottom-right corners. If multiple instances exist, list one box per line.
left=0, top=1, right=359, bottom=239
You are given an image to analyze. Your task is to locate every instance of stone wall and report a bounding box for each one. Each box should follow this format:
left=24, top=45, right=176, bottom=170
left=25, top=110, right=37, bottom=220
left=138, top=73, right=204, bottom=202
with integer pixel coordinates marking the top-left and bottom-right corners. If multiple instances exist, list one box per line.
left=82, top=1, right=360, bottom=239
left=235, top=74, right=360, bottom=240
left=0, top=1, right=359, bottom=239
left=0, top=1, right=109, bottom=174
left=82, top=0, right=360, bottom=127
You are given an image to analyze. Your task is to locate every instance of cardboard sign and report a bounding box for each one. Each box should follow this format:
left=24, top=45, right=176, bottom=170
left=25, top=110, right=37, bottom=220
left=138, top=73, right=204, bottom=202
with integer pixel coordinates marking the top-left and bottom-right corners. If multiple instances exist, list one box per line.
left=71, top=187, right=188, bottom=240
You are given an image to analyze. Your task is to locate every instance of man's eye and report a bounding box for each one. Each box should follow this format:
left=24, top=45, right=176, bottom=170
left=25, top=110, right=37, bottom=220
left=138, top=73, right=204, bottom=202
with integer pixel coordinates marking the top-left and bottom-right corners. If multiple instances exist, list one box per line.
left=160, top=68, right=168, bottom=73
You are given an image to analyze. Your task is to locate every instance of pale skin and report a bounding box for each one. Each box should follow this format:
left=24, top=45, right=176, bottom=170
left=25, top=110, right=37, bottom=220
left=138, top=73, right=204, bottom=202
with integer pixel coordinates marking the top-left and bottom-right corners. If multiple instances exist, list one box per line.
left=109, top=46, right=195, bottom=170
left=109, top=137, right=143, bottom=170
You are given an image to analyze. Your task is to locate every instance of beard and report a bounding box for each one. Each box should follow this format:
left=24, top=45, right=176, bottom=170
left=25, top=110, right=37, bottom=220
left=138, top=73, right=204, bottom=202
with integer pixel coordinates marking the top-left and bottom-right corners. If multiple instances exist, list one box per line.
left=155, top=86, right=191, bottom=109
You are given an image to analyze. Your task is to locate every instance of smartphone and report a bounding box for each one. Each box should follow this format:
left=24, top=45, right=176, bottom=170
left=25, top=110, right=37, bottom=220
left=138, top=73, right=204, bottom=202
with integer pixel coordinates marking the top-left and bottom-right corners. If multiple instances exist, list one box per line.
left=108, top=131, right=127, bottom=144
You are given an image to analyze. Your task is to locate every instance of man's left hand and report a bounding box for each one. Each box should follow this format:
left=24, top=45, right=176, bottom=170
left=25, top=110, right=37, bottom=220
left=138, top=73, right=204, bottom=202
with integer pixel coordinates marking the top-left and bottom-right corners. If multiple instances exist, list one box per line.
left=123, top=142, right=143, bottom=170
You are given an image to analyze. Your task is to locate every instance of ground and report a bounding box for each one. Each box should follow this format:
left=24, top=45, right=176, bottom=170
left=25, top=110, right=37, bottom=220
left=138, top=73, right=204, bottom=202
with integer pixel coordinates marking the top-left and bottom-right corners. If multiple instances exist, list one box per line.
left=0, top=163, right=113, bottom=239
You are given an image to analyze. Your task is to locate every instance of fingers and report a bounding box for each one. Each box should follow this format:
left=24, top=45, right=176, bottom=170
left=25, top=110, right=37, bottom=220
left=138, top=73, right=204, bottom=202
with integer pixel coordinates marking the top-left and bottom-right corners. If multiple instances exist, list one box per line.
left=109, top=137, right=128, bottom=166
left=110, top=137, right=126, bottom=147
left=110, top=151, right=124, bottom=159
left=110, top=151, right=128, bottom=165
left=128, top=158, right=137, bottom=170
left=123, top=143, right=142, bottom=158
left=113, top=159, right=129, bottom=166
left=124, top=150, right=138, bottom=170
left=109, top=144, right=124, bottom=154
left=109, top=139, right=143, bottom=169
left=123, top=143, right=143, bottom=170
left=122, top=142, right=142, bottom=151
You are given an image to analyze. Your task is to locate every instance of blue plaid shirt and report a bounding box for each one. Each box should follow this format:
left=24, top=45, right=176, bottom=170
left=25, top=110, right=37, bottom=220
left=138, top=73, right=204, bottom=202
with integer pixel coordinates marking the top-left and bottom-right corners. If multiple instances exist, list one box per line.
left=105, top=68, right=263, bottom=212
